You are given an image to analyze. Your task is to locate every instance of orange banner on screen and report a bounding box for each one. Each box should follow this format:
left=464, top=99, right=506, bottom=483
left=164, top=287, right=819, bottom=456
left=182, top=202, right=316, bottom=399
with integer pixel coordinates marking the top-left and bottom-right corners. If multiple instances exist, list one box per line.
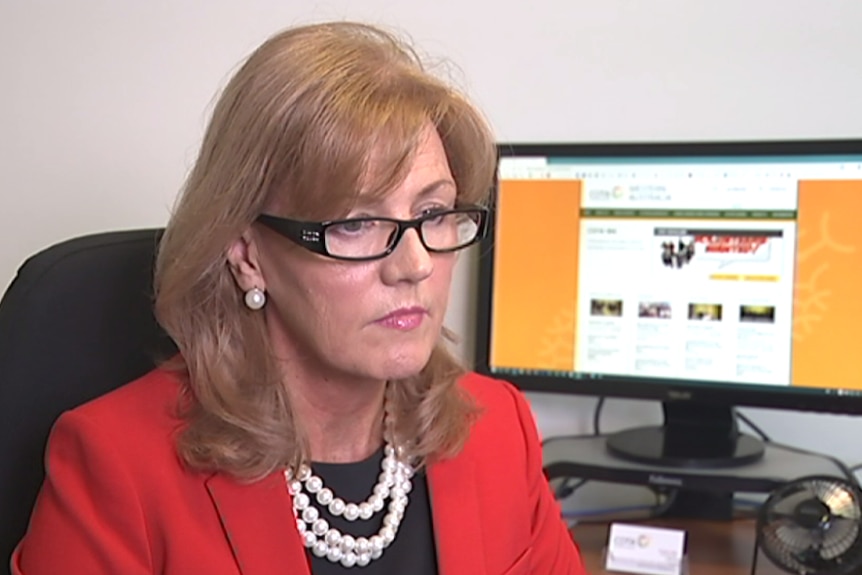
left=490, top=180, right=581, bottom=371
left=792, top=180, right=862, bottom=390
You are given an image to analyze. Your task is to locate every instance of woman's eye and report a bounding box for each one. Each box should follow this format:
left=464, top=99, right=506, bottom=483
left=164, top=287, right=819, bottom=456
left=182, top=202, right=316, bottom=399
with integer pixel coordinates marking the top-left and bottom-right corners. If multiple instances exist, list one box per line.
left=422, top=205, right=451, bottom=216
left=421, top=207, right=451, bottom=222
left=332, top=220, right=369, bottom=234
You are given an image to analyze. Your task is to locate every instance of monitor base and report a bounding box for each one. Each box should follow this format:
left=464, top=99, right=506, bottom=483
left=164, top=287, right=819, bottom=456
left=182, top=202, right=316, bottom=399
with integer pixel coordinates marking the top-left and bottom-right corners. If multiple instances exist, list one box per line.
left=606, top=426, right=766, bottom=469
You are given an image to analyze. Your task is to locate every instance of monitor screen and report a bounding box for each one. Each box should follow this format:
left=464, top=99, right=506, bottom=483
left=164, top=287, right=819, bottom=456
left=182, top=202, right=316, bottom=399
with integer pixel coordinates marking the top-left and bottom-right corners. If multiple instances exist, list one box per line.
left=474, top=140, right=862, bottom=467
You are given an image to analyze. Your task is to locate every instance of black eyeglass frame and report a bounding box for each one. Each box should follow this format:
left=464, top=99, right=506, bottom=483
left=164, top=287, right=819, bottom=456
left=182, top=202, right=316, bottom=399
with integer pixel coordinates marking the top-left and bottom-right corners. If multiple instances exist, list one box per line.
left=256, top=205, right=489, bottom=262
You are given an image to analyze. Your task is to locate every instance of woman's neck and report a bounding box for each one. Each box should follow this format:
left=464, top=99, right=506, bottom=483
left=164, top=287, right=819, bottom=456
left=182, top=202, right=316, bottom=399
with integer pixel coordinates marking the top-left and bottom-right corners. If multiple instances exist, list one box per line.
left=288, top=376, right=387, bottom=464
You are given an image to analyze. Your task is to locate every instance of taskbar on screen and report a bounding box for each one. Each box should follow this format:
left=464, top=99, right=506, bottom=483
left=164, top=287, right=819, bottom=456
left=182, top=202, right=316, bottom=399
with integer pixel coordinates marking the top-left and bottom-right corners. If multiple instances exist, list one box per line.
left=487, top=367, right=862, bottom=398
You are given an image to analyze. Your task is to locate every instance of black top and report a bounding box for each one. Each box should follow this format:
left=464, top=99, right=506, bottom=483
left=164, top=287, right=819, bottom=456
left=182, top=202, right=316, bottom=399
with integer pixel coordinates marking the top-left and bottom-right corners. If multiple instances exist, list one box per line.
left=308, top=448, right=438, bottom=575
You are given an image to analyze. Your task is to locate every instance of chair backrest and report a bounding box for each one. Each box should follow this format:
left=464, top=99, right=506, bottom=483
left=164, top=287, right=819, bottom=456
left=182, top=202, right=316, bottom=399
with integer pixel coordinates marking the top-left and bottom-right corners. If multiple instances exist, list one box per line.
left=0, top=229, right=178, bottom=572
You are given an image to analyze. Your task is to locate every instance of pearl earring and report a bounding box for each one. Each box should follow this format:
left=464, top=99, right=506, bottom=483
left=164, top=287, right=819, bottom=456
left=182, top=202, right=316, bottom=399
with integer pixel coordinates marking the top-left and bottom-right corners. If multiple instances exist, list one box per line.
left=244, top=287, right=266, bottom=310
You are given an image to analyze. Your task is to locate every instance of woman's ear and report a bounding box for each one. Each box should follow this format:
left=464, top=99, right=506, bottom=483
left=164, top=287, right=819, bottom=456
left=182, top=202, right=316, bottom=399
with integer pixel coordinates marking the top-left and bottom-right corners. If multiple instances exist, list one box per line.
left=226, top=230, right=266, bottom=292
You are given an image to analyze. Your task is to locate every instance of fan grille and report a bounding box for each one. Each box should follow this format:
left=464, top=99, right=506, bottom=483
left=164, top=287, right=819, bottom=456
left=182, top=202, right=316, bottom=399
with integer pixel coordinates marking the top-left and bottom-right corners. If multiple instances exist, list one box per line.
left=758, top=477, right=862, bottom=575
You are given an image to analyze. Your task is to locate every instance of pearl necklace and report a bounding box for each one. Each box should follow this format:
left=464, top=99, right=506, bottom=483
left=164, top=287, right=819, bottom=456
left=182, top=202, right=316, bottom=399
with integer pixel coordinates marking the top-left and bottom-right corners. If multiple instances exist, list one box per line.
left=285, top=411, right=414, bottom=568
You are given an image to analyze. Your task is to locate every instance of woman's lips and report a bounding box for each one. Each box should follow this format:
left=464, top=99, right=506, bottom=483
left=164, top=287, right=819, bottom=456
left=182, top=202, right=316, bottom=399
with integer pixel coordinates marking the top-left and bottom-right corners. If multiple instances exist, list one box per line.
left=375, top=307, right=428, bottom=330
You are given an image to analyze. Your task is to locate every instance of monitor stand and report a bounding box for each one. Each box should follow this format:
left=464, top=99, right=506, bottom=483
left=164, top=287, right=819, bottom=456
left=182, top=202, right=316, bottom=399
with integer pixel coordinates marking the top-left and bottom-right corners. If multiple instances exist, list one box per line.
left=606, top=401, right=765, bottom=468
left=603, top=401, right=765, bottom=519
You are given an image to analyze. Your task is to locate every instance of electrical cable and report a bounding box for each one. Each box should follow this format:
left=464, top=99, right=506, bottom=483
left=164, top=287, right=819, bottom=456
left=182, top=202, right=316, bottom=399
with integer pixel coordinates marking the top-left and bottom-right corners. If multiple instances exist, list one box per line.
left=562, top=503, right=660, bottom=522
left=735, top=409, right=771, bottom=442
left=558, top=396, right=686, bottom=523
left=773, top=441, right=858, bottom=486
left=734, top=411, right=858, bottom=491
left=564, top=488, right=679, bottom=524
left=554, top=478, right=587, bottom=500
left=553, top=396, right=607, bottom=501
left=733, top=410, right=857, bottom=488
left=593, top=397, right=605, bottom=436
left=564, top=491, right=764, bottom=524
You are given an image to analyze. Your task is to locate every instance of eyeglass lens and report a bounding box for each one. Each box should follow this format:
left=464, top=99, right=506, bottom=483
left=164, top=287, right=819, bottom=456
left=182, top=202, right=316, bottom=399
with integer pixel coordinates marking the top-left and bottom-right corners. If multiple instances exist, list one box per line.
left=324, top=211, right=480, bottom=259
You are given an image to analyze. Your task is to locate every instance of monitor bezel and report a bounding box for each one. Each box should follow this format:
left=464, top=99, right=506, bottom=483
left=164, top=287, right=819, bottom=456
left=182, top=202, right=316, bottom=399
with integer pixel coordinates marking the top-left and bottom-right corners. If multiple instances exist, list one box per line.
left=473, top=138, right=862, bottom=415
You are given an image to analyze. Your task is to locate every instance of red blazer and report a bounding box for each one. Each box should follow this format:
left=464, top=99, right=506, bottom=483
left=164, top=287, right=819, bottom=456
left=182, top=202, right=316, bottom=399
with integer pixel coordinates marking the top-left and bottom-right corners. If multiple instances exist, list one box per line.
left=12, top=369, right=586, bottom=575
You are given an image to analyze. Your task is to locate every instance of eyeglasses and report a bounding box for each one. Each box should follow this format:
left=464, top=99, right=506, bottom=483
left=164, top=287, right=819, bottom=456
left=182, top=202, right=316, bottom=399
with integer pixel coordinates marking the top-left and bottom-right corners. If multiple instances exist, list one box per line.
left=256, top=206, right=489, bottom=261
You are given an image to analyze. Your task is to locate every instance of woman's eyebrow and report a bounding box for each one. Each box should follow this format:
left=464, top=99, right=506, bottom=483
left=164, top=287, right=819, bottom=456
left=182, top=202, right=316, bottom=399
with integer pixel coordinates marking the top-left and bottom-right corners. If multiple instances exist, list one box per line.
left=415, top=179, right=457, bottom=200
left=353, top=179, right=457, bottom=212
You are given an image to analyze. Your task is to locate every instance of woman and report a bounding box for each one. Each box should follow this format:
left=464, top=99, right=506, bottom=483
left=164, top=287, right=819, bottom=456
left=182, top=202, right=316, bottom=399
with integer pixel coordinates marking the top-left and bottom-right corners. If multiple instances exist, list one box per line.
left=12, top=21, right=586, bottom=574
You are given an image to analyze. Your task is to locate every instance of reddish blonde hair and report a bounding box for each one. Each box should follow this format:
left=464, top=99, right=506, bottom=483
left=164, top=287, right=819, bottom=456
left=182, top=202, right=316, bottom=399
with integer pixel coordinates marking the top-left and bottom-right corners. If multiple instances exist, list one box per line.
left=154, top=21, right=496, bottom=480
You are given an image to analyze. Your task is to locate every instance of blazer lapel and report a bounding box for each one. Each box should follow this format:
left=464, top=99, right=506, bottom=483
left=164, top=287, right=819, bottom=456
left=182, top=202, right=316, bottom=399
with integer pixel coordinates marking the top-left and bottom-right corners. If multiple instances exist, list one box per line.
left=427, top=454, right=488, bottom=575
left=206, top=471, right=309, bottom=575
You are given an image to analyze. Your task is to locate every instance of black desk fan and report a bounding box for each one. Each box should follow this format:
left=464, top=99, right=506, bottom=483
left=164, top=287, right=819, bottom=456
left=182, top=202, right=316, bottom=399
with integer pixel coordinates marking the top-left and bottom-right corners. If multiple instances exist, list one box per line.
left=753, top=475, right=862, bottom=575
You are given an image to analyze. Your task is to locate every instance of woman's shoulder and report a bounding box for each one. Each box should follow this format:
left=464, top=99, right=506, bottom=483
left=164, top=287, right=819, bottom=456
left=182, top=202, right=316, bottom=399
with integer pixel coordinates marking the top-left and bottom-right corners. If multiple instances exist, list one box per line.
left=457, top=371, right=537, bottom=441
left=458, top=371, right=526, bottom=411
left=450, top=372, right=543, bottom=488
left=72, top=365, right=182, bottom=421
left=55, top=366, right=185, bottom=454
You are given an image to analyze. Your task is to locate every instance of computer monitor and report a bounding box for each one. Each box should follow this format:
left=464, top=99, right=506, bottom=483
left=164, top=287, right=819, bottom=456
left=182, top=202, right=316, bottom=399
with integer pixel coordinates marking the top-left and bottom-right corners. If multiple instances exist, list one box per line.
left=474, top=139, right=862, bottom=469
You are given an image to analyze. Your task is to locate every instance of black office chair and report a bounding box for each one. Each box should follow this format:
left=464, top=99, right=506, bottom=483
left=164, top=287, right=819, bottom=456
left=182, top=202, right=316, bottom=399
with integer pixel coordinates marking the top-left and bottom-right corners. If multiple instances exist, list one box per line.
left=0, top=229, right=178, bottom=573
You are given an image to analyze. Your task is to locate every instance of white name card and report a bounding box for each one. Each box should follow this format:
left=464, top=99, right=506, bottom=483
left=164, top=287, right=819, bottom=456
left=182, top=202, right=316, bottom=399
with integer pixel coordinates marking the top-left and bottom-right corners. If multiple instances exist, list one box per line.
left=605, top=522, right=687, bottom=575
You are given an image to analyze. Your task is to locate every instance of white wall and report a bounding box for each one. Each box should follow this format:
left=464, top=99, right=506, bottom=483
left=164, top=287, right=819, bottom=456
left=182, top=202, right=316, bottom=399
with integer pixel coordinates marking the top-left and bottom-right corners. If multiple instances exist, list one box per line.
left=3, top=1, right=861, bottom=470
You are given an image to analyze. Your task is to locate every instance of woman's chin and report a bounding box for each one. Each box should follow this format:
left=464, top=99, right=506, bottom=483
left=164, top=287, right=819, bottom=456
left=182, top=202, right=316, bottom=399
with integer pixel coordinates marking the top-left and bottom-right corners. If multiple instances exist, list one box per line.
left=375, top=348, right=435, bottom=381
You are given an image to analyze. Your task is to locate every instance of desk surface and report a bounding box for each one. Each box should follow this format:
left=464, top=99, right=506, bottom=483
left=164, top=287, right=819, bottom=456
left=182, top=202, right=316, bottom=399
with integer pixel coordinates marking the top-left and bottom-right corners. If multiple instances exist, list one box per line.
left=572, top=518, right=784, bottom=575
